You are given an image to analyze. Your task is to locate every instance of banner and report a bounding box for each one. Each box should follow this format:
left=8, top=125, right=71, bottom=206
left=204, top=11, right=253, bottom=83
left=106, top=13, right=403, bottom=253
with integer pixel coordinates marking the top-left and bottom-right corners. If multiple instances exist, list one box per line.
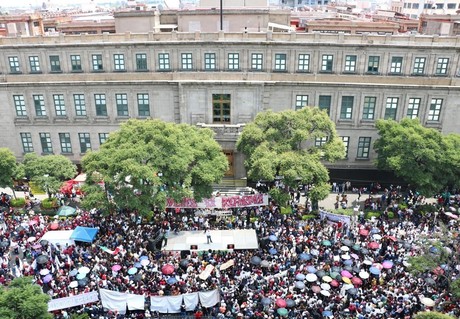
left=150, top=289, right=220, bottom=313
left=48, top=291, right=99, bottom=312
left=319, top=209, right=350, bottom=226
left=166, top=194, right=269, bottom=209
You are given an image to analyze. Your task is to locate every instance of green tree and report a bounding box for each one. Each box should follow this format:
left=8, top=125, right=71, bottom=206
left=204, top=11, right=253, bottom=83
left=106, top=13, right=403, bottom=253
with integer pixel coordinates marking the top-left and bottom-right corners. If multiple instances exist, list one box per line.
left=81, top=119, right=228, bottom=214
left=0, top=148, right=18, bottom=190
left=414, top=312, right=455, bottom=319
left=0, top=277, right=52, bottom=319
left=374, top=118, right=460, bottom=195
left=23, top=153, right=77, bottom=198
left=236, top=108, right=345, bottom=204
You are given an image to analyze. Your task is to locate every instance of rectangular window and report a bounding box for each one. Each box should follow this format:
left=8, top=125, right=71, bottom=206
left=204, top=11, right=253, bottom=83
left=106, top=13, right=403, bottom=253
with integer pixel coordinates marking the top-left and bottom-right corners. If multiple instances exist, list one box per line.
left=113, top=54, right=125, bottom=71
left=390, top=57, right=403, bottom=74
left=40, top=133, right=53, bottom=154
left=49, top=55, right=61, bottom=72
left=78, top=133, right=91, bottom=153
left=53, top=94, right=66, bottom=116
left=20, top=133, right=34, bottom=153
left=412, top=57, right=426, bottom=75
left=9, top=56, right=20, bottom=73
left=357, top=137, right=371, bottom=159
left=13, top=95, right=27, bottom=116
left=435, top=58, right=449, bottom=75
left=137, top=93, right=150, bottom=117
left=384, top=97, right=399, bottom=120
left=136, top=53, right=148, bottom=71
left=340, top=96, right=354, bottom=119
left=341, top=136, right=350, bottom=158
left=116, top=93, right=129, bottom=116
left=99, top=133, right=109, bottom=145
left=204, top=53, right=217, bottom=71
left=367, top=56, right=380, bottom=73
left=70, top=55, right=82, bottom=71
left=92, top=54, right=103, bottom=71
left=158, top=53, right=170, bottom=70
left=274, top=53, right=287, bottom=71
left=362, top=96, right=376, bottom=120
left=74, top=94, right=87, bottom=116
left=59, top=133, right=72, bottom=154
left=94, top=94, right=107, bottom=116
left=318, top=95, right=331, bottom=115
left=251, top=53, right=263, bottom=71
left=29, top=56, right=41, bottom=73
left=295, top=95, right=309, bottom=110
left=428, top=98, right=442, bottom=121
left=321, top=54, right=333, bottom=72
left=212, top=93, right=231, bottom=123
left=447, top=3, right=456, bottom=8
left=228, top=53, right=240, bottom=70
left=407, top=98, right=420, bottom=119
left=33, top=95, right=46, bottom=116
left=344, top=55, right=357, bottom=72
left=298, top=54, right=310, bottom=72
left=181, top=53, right=193, bottom=70
left=315, top=136, right=328, bottom=147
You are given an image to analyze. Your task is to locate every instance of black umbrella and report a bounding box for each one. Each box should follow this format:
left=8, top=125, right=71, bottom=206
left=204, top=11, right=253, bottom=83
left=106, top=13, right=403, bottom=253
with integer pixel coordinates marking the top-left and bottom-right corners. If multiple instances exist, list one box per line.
left=180, top=260, right=190, bottom=268
left=78, top=278, right=89, bottom=287
left=347, top=288, right=358, bottom=295
left=286, top=299, right=296, bottom=308
left=15, top=226, right=25, bottom=232
left=316, top=270, right=326, bottom=278
left=251, top=256, right=262, bottom=265
left=133, top=274, right=143, bottom=282
left=425, top=277, right=436, bottom=286
left=342, top=239, right=353, bottom=247
left=40, top=240, right=49, bottom=246
left=36, top=255, right=49, bottom=264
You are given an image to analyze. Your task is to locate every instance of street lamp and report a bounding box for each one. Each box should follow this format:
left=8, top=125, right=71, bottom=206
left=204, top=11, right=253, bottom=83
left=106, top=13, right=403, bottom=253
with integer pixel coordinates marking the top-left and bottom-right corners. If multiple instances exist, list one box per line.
left=43, top=174, right=50, bottom=198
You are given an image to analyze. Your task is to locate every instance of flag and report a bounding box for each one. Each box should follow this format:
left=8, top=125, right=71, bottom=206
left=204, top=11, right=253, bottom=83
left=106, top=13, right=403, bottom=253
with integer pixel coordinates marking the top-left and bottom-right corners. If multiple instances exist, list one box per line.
left=54, top=255, right=62, bottom=269
left=99, top=246, right=121, bottom=255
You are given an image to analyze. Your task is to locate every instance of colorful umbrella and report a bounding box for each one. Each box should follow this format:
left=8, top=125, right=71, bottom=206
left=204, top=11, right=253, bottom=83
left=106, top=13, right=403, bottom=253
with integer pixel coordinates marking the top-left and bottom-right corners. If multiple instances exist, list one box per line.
left=351, top=277, right=362, bottom=285
left=128, top=267, right=138, bottom=275
left=322, top=310, right=333, bottom=317
left=167, top=277, right=177, bottom=285
left=275, top=298, right=287, bottom=308
left=311, top=285, right=321, bottom=293
left=43, top=274, right=53, bottom=283
left=277, top=308, right=288, bottom=317
left=295, top=281, right=305, bottom=289
left=421, top=297, right=435, bottom=307
left=40, top=269, right=50, bottom=276
left=322, top=275, right=332, bottom=283
left=341, top=270, right=352, bottom=278
left=261, top=297, right=272, bottom=305
left=140, top=259, right=150, bottom=266
left=307, top=266, right=317, bottom=273
left=382, top=261, right=394, bottom=269
left=286, top=299, right=296, bottom=308
left=134, top=262, right=142, bottom=268
left=69, top=281, right=78, bottom=288
left=372, top=234, right=382, bottom=240
left=49, top=222, right=59, bottom=230
left=69, top=269, right=78, bottom=277
left=299, top=253, right=311, bottom=261
left=27, top=236, right=36, bottom=242
left=161, top=264, right=175, bottom=275
left=112, top=264, right=122, bottom=272
left=316, top=270, right=326, bottom=278
left=369, top=267, right=381, bottom=275
left=295, top=273, right=305, bottom=281
left=76, top=273, right=86, bottom=280
left=320, top=283, right=331, bottom=291
left=269, top=235, right=278, bottom=242
left=368, top=242, right=379, bottom=249
left=269, top=248, right=277, bottom=255
left=343, top=259, right=353, bottom=266
left=340, top=246, right=349, bottom=252
left=342, top=277, right=351, bottom=284
left=251, top=256, right=262, bottom=265
left=359, top=229, right=369, bottom=236
left=306, top=273, right=318, bottom=282
left=78, top=266, right=91, bottom=274
left=330, top=279, right=339, bottom=287
left=322, top=240, right=332, bottom=246
left=139, top=255, right=149, bottom=261
left=350, top=253, right=359, bottom=260
left=342, top=239, right=353, bottom=246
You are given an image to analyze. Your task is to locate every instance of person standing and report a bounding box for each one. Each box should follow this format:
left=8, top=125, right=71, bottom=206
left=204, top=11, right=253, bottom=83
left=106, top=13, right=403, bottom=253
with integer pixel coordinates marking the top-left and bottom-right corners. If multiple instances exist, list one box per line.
left=205, top=228, right=213, bottom=244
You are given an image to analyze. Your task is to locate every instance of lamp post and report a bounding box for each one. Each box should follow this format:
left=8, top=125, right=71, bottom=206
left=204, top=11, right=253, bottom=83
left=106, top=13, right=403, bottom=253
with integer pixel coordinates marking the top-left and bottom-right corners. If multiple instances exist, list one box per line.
left=220, top=0, right=223, bottom=31
left=43, top=174, right=50, bottom=198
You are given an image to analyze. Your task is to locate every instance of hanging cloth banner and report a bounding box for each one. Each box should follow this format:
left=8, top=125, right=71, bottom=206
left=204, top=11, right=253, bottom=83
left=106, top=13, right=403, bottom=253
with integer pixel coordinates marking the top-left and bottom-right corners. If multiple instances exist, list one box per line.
left=48, top=291, right=99, bottom=312
left=166, top=194, right=269, bottom=209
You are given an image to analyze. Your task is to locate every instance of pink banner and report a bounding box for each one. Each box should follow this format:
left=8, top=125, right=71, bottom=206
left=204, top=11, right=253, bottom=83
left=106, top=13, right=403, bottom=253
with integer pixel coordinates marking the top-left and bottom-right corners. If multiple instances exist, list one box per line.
left=166, top=194, right=268, bottom=209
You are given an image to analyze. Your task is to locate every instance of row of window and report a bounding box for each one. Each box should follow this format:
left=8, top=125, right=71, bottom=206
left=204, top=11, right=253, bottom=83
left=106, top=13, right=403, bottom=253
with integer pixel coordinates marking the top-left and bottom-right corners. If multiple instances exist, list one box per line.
left=295, top=95, right=443, bottom=122
left=314, top=136, right=371, bottom=159
left=4, top=52, right=454, bottom=76
left=20, top=132, right=109, bottom=155
left=404, top=2, right=459, bottom=9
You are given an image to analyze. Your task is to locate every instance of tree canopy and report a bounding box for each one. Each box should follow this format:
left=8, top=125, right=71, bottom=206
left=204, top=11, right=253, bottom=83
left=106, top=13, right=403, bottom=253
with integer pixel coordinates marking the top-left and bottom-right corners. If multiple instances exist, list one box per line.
left=22, top=153, right=77, bottom=197
left=0, top=148, right=18, bottom=189
left=374, top=118, right=460, bottom=195
left=0, top=277, right=51, bottom=319
left=414, top=312, right=456, bottom=319
left=236, top=107, right=345, bottom=202
left=81, top=119, right=228, bottom=214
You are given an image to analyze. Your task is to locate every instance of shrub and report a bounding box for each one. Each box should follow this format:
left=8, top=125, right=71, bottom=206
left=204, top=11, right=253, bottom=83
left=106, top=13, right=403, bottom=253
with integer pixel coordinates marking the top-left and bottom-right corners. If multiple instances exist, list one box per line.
left=10, top=198, right=26, bottom=207
left=250, top=217, right=259, bottom=223
left=387, top=211, right=395, bottom=219
left=302, top=214, right=316, bottom=220
left=414, top=311, right=455, bottom=319
left=365, top=211, right=381, bottom=220
left=41, top=198, right=58, bottom=210
left=334, top=209, right=355, bottom=216
left=280, top=206, right=292, bottom=215
left=29, top=181, right=45, bottom=195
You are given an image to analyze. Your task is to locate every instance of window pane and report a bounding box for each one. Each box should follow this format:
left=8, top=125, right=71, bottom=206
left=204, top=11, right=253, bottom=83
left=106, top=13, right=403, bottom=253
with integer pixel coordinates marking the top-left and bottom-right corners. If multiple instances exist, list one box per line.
left=158, top=53, right=170, bottom=70
left=50, top=55, right=61, bottom=72
left=74, top=94, right=87, bottom=116
left=390, top=57, right=403, bottom=74
left=295, top=95, right=308, bottom=110
left=136, top=53, right=148, bottom=70
left=228, top=53, right=239, bottom=70
left=9, top=56, right=21, bottom=73
left=212, top=94, right=231, bottom=123
left=204, top=53, right=217, bottom=70
left=428, top=98, right=442, bottom=121
left=59, top=133, right=72, bottom=153
left=321, top=55, right=333, bottom=72
left=53, top=94, right=66, bottom=116
left=341, top=136, right=349, bottom=158
left=114, top=54, right=125, bottom=71
left=357, top=137, right=371, bottom=158
left=40, top=133, right=53, bottom=154
left=318, top=95, right=331, bottom=115
left=20, top=133, right=34, bottom=153
left=407, top=98, right=420, bottom=119
left=362, top=97, right=376, bottom=120
left=116, top=93, right=129, bottom=116
left=79, top=133, right=91, bottom=153
left=298, top=54, right=310, bottom=71
left=29, top=56, right=41, bottom=72
left=274, top=53, right=287, bottom=71
left=251, top=53, right=263, bottom=71
left=92, top=54, right=103, bottom=71
left=344, top=55, right=356, bottom=72
left=384, top=97, right=399, bottom=120
left=13, top=95, right=27, bottom=116
left=95, top=94, right=107, bottom=116
left=33, top=95, right=47, bottom=116
left=137, top=93, right=150, bottom=116
left=340, top=96, right=354, bottom=119
left=99, top=133, right=109, bottom=145
left=70, top=55, right=82, bottom=71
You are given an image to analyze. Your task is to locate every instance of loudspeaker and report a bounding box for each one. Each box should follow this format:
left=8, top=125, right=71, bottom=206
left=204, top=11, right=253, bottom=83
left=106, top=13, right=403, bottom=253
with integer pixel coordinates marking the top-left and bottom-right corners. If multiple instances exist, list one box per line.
left=190, top=245, right=198, bottom=250
left=227, top=244, right=235, bottom=249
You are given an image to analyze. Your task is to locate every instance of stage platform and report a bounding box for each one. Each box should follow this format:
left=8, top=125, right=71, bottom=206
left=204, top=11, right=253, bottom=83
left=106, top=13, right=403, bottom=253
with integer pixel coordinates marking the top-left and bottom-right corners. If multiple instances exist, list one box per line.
left=163, top=229, right=259, bottom=252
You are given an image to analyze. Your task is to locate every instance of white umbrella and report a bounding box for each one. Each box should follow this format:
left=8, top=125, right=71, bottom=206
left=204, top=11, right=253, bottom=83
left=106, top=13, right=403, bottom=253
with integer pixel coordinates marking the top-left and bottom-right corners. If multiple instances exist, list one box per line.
left=78, top=266, right=91, bottom=274
left=341, top=254, right=350, bottom=260
left=340, top=246, right=350, bottom=252
left=359, top=271, right=369, bottom=279
left=69, top=281, right=78, bottom=288
left=27, top=237, right=36, bottom=243
left=343, top=283, right=354, bottom=290
left=372, top=234, right=382, bottom=240
left=40, top=269, right=50, bottom=276
left=320, top=283, right=331, bottom=291
left=363, top=260, right=373, bottom=266
left=320, top=290, right=331, bottom=297
left=306, top=273, right=318, bottom=282
left=420, top=297, right=435, bottom=307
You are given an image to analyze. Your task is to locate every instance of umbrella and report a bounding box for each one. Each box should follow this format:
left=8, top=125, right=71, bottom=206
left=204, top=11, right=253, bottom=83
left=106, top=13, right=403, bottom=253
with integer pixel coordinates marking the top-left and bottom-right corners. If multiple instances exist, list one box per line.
left=343, top=283, right=354, bottom=290
left=368, top=242, right=379, bottom=249
left=343, top=265, right=353, bottom=272
left=69, top=281, right=78, bottom=288
left=275, top=298, right=287, bottom=308
left=320, top=290, right=330, bottom=297
left=49, top=222, right=59, bottom=230
left=167, top=277, right=178, bottom=285
left=385, top=235, right=397, bottom=242
left=322, top=240, right=332, bottom=246
left=342, top=277, right=351, bottom=284
left=16, top=226, right=25, bottom=232
left=40, top=239, right=48, bottom=246
left=307, top=266, right=317, bottom=273
left=269, top=235, right=278, bottom=242
left=277, top=308, right=288, bottom=317
left=322, top=310, right=333, bottom=317
left=310, top=249, right=319, bottom=256
left=78, top=266, right=91, bottom=274
left=261, top=260, right=270, bottom=268
left=140, top=259, right=150, bottom=266
left=370, top=227, right=380, bottom=234
left=28, top=220, right=38, bottom=226
left=320, top=283, right=331, bottom=290
left=27, top=236, right=36, bottom=242
left=306, top=273, right=318, bottom=282
left=32, top=244, right=42, bottom=250
left=331, top=266, right=341, bottom=272
left=351, top=277, right=363, bottom=285
left=382, top=260, right=394, bottom=269
left=139, top=255, right=149, bottom=261
left=330, top=272, right=339, bottom=279
left=295, top=281, right=305, bottom=289
left=69, top=269, right=78, bottom=277
left=40, top=269, right=50, bottom=276
left=36, top=255, right=49, bottom=264
left=299, top=253, right=311, bottom=261
left=360, top=248, right=369, bottom=255
left=359, top=271, right=369, bottom=279
left=133, top=274, right=143, bottom=282
left=369, top=267, right=381, bottom=275
left=0, top=241, right=9, bottom=248
left=134, top=262, right=142, bottom=268
left=78, top=278, right=89, bottom=287
left=330, top=279, right=339, bottom=287
left=372, top=234, right=382, bottom=240
left=322, top=275, right=332, bottom=282
left=286, top=299, right=296, bottom=308
left=429, top=247, right=439, bottom=254
left=341, top=270, right=352, bottom=278
left=372, top=263, right=383, bottom=270
left=342, top=239, right=353, bottom=246
left=350, top=253, right=359, bottom=259
left=180, top=260, right=189, bottom=268
left=295, top=273, right=305, bottom=281
left=341, top=254, right=350, bottom=260
left=363, top=259, right=373, bottom=266
left=311, top=285, right=321, bottom=293
left=112, top=264, right=122, bottom=272
left=269, top=248, right=277, bottom=255
left=343, top=259, right=353, bottom=266
left=161, top=264, right=175, bottom=275
left=425, top=277, right=436, bottom=286
left=251, top=256, right=262, bottom=265
left=359, top=229, right=369, bottom=236
left=347, top=288, right=358, bottom=295
left=421, top=297, right=435, bottom=307
left=76, top=273, right=86, bottom=280
left=340, top=246, right=350, bottom=252
left=261, top=297, right=272, bottom=306
left=57, top=205, right=77, bottom=217
left=128, top=267, right=138, bottom=275
left=43, top=274, right=53, bottom=283
left=316, top=270, right=326, bottom=278
left=352, top=244, right=361, bottom=251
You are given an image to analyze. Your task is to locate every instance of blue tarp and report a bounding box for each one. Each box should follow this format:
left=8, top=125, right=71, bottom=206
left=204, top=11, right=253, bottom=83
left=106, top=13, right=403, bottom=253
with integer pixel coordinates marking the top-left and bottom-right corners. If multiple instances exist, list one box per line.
left=70, top=226, right=99, bottom=243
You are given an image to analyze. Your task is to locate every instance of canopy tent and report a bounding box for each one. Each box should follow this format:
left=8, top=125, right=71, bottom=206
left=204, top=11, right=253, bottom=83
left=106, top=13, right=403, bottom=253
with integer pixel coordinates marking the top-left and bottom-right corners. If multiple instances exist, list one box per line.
left=40, top=230, right=75, bottom=248
left=70, top=226, right=99, bottom=243
left=57, top=205, right=77, bottom=217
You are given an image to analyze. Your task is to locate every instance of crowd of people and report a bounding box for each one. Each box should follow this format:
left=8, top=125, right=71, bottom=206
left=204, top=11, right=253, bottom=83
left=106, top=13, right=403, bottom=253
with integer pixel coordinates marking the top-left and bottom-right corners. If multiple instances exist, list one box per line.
left=0, top=185, right=459, bottom=319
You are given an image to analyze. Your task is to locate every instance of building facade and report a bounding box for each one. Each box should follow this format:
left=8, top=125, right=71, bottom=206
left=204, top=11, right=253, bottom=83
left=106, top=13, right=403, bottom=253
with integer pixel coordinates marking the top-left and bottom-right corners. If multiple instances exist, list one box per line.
left=0, top=32, right=459, bottom=179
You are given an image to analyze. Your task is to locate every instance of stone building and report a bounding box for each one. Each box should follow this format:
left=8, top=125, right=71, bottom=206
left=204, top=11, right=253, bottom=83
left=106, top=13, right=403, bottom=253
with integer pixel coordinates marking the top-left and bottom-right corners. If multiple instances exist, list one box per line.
left=0, top=31, right=459, bottom=180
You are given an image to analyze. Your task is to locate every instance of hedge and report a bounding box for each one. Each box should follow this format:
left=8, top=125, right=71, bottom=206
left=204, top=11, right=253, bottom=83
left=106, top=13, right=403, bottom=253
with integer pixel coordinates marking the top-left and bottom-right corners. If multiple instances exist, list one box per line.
left=41, top=198, right=58, bottom=210
left=10, top=198, right=26, bottom=207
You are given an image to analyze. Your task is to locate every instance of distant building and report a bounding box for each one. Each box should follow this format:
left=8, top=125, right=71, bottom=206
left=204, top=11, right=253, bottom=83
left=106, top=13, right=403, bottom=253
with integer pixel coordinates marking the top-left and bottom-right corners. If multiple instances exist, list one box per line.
left=391, top=0, right=460, bottom=19
left=419, top=13, right=460, bottom=35
left=0, top=14, right=44, bottom=37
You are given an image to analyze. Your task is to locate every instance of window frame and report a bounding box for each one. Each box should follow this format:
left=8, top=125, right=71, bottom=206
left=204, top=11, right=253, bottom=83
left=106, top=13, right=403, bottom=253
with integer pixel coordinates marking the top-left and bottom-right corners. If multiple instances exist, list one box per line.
left=39, top=133, right=53, bottom=154
left=227, top=53, right=240, bottom=71
left=384, top=97, right=399, bottom=120
left=274, top=53, right=287, bottom=72
left=20, top=132, right=34, bottom=153
left=435, top=57, right=449, bottom=75
left=94, top=94, right=108, bottom=117
left=59, top=133, right=72, bottom=154
left=428, top=98, right=442, bottom=121
left=49, top=55, right=61, bottom=72
left=295, top=95, right=309, bottom=110
left=251, top=53, right=263, bottom=71
left=181, top=53, right=193, bottom=70
left=29, top=56, right=41, bottom=73
left=53, top=94, right=67, bottom=117
left=412, top=57, right=426, bottom=75
left=99, top=133, right=109, bottom=145
left=8, top=56, right=21, bottom=73
left=137, top=93, right=150, bottom=117
left=78, top=133, right=92, bottom=154
left=320, top=54, right=333, bottom=72
left=341, top=136, right=350, bottom=158
left=407, top=98, right=420, bottom=119
left=362, top=96, right=376, bottom=120
left=367, top=56, right=380, bottom=73
left=158, top=53, right=171, bottom=71
left=33, top=94, right=47, bottom=117
left=115, top=93, right=129, bottom=117
left=212, top=94, right=231, bottom=123
left=318, top=95, right=332, bottom=115
left=74, top=94, right=87, bottom=117
left=344, top=55, right=357, bottom=73
left=13, top=95, right=27, bottom=117
left=135, top=53, right=148, bottom=71
left=357, top=137, right=371, bottom=159
left=340, top=96, right=354, bottom=120
left=297, top=54, right=310, bottom=72
left=204, top=53, right=217, bottom=71
left=390, top=56, right=403, bottom=74
left=70, top=54, right=82, bottom=72
left=315, top=136, right=328, bottom=147
left=113, top=54, right=126, bottom=71
left=92, top=54, right=103, bottom=71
